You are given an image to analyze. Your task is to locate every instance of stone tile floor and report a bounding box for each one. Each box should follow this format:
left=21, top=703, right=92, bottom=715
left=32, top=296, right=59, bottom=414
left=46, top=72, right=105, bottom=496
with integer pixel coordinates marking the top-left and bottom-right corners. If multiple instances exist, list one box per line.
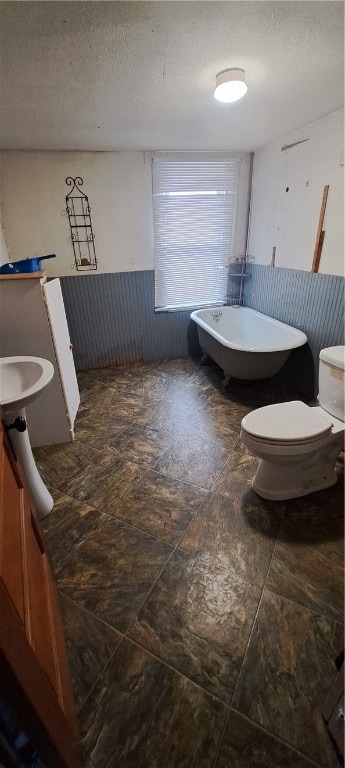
left=34, top=358, right=344, bottom=768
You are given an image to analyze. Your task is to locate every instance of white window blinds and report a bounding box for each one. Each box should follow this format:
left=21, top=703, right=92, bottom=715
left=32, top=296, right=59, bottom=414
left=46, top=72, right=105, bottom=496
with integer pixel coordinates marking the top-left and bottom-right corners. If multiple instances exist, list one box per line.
left=152, top=153, right=240, bottom=311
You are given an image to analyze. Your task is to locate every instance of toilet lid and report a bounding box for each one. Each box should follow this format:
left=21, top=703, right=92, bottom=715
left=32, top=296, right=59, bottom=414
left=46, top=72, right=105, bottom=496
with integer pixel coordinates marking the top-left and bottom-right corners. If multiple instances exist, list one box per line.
left=241, top=401, right=332, bottom=443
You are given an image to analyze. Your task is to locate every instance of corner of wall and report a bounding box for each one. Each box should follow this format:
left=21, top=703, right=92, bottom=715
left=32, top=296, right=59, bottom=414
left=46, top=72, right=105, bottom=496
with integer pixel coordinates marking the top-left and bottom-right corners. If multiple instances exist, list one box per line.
left=0, top=217, right=10, bottom=265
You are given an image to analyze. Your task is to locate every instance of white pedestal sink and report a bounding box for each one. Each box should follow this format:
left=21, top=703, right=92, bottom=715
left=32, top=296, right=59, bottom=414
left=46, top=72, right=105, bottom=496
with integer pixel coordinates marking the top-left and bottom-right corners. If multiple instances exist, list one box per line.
left=0, top=356, right=55, bottom=519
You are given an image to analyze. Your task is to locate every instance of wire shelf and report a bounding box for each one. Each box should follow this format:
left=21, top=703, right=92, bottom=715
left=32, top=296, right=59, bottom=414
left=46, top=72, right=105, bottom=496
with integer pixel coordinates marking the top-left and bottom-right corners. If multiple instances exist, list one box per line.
left=227, top=256, right=254, bottom=305
left=228, top=297, right=244, bottom=306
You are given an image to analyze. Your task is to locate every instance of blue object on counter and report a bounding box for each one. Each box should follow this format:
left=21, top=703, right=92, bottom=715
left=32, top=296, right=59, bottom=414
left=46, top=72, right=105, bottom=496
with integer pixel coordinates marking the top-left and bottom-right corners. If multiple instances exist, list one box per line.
left=0, top=254, right=56, bottom=274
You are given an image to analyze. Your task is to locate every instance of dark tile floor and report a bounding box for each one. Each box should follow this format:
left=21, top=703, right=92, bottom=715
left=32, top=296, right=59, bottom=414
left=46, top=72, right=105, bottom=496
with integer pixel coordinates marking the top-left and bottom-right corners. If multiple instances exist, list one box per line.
left=34, top=358, right=344, bottom=768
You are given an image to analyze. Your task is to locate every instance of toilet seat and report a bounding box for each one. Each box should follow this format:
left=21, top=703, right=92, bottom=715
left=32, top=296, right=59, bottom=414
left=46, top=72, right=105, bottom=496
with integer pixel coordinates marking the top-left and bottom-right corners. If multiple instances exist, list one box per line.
left=241, top=400, right=332, bottom=446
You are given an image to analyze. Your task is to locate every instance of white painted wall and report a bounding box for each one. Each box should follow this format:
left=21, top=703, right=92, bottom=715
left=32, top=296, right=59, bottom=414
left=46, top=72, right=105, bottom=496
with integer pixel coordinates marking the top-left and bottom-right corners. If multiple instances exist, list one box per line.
left=0, top=217, right=10, bottom=265
left=0, top=151, right=153, bottom=276
left=0, top=150, right=251, bottom=278
left=248, top=109, right=344, bottom=276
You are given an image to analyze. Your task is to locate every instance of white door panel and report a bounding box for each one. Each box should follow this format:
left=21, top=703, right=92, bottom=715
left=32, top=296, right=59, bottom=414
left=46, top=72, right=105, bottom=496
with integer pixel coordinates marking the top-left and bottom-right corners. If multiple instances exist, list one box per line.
left=42, top=279, right=80, bottom=427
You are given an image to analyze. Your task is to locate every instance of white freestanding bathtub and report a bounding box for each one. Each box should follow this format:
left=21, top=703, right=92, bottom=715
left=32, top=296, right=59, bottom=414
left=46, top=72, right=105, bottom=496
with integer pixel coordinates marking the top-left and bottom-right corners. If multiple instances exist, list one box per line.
left=190, top=306, right=307, bottom=382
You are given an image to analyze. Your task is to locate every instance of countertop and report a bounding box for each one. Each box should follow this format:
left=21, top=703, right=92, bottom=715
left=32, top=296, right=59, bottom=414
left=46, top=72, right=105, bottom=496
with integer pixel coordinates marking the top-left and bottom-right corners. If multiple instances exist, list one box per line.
left=0, top=270, right=46, bottom=280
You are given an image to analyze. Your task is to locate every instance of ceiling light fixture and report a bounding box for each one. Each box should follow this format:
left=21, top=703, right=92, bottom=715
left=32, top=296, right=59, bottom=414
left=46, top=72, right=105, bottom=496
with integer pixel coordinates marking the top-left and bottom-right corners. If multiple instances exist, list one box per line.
left=214, top=68, right=248, bottom=103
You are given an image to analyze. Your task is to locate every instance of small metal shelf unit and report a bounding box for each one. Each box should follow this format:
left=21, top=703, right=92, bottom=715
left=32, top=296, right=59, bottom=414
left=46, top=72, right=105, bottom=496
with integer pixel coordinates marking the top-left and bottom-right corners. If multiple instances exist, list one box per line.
left=227, top=256, right=254, bottom=306
left=66, top=177, right=97, bottom=271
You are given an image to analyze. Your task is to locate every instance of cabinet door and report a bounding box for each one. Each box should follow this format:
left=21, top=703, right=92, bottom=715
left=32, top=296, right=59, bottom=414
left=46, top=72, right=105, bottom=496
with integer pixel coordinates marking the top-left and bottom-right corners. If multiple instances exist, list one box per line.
left=42, top=279, right=80, bottom=427
left=0, top=433, right=25, bottom=623
left=0, top=423, right=80, bottom=767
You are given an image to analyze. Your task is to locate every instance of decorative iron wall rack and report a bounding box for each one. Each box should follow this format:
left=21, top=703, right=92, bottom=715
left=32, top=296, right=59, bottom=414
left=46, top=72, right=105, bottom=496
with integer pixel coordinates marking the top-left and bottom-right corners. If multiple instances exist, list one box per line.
left=65, top=177, right=97, bottom=271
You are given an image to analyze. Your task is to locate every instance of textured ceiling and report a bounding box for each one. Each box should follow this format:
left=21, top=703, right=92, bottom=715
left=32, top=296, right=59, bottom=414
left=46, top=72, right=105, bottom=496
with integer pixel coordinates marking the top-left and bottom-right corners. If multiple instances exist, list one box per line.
left=0, top=1, right=343, bottom=151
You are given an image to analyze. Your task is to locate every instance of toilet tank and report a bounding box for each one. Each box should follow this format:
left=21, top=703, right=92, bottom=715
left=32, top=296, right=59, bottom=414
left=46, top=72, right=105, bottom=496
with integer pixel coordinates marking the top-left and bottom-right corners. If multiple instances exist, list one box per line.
left=318, top=346, right=345, bottom=422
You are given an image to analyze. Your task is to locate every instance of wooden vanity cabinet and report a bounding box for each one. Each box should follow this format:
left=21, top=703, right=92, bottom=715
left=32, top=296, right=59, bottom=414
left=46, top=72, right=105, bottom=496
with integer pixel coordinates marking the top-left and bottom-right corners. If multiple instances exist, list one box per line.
left=0, top=422, right=80, bottom=767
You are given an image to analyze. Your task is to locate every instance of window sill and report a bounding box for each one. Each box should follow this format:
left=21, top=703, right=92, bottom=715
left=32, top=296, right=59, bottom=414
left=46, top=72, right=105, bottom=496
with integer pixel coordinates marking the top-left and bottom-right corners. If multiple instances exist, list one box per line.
left=154, top=302, right=226, bottom=314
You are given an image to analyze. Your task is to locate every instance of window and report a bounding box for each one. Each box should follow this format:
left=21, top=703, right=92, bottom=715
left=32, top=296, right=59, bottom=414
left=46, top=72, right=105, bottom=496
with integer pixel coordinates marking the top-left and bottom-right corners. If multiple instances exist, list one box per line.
left=152, top=152, right=240, bottom=311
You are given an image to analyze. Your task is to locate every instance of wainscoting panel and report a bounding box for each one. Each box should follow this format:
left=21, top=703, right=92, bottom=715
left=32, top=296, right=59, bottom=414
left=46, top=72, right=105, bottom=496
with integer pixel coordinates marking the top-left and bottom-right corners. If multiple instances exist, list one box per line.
left=132, top=270, right=199, bottom=361
left=60, top=266, right=343, bottom=392
left=60, top=271, right=200, bottom=370
left=60, top=273, right=142, bottom=369
left=243, top=265, right=344, bottom=396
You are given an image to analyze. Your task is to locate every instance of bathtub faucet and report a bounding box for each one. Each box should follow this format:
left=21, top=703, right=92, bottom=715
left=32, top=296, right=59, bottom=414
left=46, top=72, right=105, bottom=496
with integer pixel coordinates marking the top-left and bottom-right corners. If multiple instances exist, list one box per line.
left=212, top=311, right=222, bottom=323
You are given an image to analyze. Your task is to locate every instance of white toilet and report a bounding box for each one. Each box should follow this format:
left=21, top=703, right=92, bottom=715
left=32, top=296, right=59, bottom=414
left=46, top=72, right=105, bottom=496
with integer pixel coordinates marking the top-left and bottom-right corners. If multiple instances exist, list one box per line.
left=240, top=346, right=345, bottom=500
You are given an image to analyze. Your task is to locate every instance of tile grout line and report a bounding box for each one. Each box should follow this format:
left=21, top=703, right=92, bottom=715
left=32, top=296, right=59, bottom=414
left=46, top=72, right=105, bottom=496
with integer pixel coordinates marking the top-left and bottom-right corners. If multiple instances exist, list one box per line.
left=56, top=482, right=207, bottom=611
left=263, top=584, right=345, bottom=628
left=78, top=640, right=125, bottom=732
left=45, top=465, right=216, bottom=562
left=210, top=708, right=231, bottom=768
left=229, top=510, right=285, bottom=710
left=227, top=509, right=343, bottom=766
left=56, top=589, right=125, bottom=637
left=61, top=563, right=336, bottom=767
left=148, top=432, right=237, bottom=490
left=112, top=632, right=233, bottom=709
left=121, top=539, right=186, bottom=642
left=48, top=480, right=209, bottom=568
left=52, top=496, right=342, bottom=767
left=52, top=495, right=198, bottom=660
left=120, top=490, right=213, bottom=642
left=59, top=563, right=343, bottom=724
left=230, top=708, right=326, bottom=768
left=77, top=385, right=243, bottom=446
left=46, top=487, right=176, bottom=555
left=144, top=466, right=212, bottom=493
left=57, top=491, right=241, bottom=717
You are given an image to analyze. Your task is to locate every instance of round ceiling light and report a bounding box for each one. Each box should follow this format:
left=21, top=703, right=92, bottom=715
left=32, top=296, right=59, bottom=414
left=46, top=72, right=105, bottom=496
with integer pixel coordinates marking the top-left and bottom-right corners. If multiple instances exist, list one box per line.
left=214, top=68, right=248, bottom=103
